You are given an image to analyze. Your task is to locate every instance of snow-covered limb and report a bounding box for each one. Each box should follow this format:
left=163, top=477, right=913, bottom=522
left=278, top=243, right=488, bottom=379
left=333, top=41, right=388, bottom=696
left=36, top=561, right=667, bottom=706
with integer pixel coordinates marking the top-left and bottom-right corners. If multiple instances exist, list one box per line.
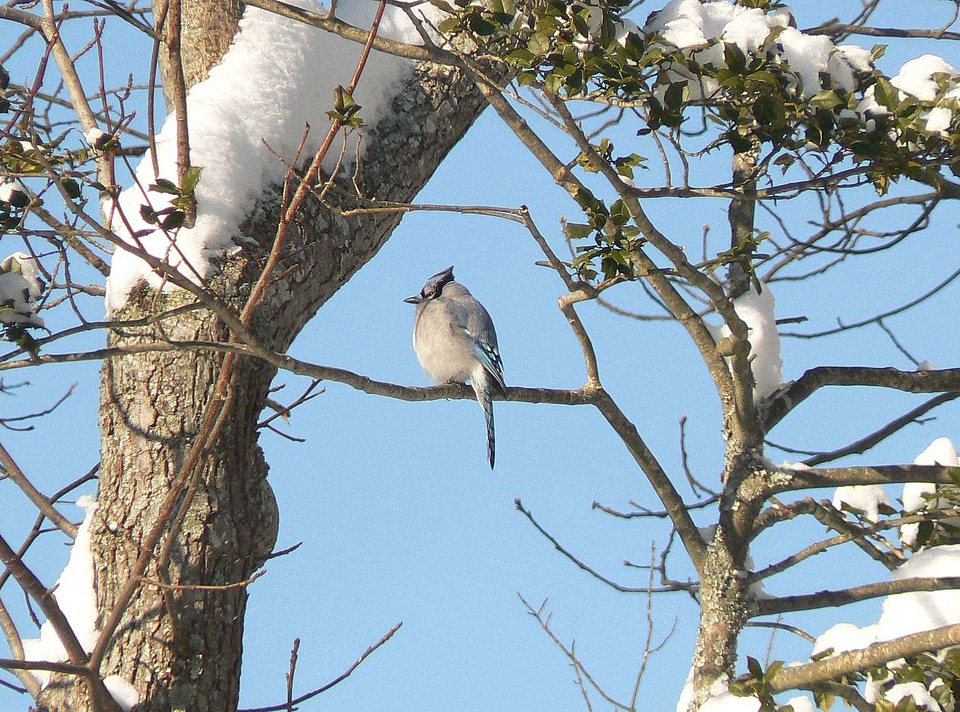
left=775, top=622, right=960, bottom=696
left=21, top=497, right=99, bottom=688
left=766, top=538, right=960, bottom=706
left=769, top=463, right=960, bottom=499
left=106, top=0, right=444, bottom=314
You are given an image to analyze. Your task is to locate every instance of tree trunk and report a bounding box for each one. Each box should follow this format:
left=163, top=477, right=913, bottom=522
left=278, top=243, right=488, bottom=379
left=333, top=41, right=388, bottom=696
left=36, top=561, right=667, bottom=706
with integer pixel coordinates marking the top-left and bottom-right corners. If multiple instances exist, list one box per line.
left=690, top=446, right=766, bottom=708
left=37, top=2, right=491, bottom=709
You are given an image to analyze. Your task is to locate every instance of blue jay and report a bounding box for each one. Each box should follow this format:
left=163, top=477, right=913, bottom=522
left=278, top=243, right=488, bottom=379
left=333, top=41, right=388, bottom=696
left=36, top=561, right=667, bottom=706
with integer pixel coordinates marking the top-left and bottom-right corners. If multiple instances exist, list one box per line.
left=405, top=266, right=505, bottom=469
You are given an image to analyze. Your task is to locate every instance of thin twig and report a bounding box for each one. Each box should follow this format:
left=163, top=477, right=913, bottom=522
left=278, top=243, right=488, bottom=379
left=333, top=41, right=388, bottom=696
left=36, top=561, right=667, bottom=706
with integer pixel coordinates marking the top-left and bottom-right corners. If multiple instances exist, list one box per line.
left=237, top=622, right=403, bottom=712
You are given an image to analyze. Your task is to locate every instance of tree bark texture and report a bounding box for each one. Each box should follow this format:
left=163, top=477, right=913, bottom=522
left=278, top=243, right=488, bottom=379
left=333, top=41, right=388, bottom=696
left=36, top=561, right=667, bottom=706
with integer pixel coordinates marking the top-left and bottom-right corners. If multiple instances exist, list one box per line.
left=37, top=4, right=490, bottom=711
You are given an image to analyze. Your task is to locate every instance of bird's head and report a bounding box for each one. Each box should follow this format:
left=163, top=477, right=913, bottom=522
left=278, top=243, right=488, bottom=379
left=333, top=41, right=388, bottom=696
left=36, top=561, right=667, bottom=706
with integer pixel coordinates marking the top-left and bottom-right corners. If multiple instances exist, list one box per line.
left=404, top=265, right=455, bottom=305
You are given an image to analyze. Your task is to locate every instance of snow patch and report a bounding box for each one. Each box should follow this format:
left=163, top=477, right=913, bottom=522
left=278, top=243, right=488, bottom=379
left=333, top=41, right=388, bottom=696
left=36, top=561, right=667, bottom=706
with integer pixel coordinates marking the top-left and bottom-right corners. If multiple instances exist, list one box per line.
left=900, top=438, right=959, bottom=547
left=20, top=498, right=142, bottom=709
left=700, top=691, right=761, bottom=712
left=22, top=497, right=99, bottom=687
left=103, top=675, right=141, bottom=712
left=708, top=284, right=783, bottom=402
left=783, top=696, right=817, bottom=712
left=886, top=682, right=943, bottom=712
left=877, top=544, right=960, bottom=641
left=812, top=622, right=880, bottom=658
left=832, top=484, right=891, bottom=522
left=0, top=252, right=45, bottom=327
left=891, top=55, right=958, bottom=103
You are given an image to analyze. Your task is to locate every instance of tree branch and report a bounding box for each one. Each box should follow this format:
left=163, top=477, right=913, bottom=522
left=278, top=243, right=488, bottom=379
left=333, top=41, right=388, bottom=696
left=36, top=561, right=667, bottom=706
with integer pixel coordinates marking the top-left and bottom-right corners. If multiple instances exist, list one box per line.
left=591, top=389, right=708, bottom=570
left=765, top=622, right=960, bottom=694
left=800, top=392, right=960, bottom=467
left=754, top=576, right=960, bottom=617
left=804, top=22, right=960, bottom=41
left=769, top=463, right=960, bottom=494
left=0, top=441, right=78, bottom=538
left=762, top=367, right=960, bottom=432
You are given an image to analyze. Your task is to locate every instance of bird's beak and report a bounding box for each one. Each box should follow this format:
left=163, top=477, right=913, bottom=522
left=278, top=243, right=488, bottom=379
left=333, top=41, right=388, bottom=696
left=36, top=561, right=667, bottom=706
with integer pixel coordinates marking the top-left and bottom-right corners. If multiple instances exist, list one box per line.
left=404, top=295, right=422, bottom=304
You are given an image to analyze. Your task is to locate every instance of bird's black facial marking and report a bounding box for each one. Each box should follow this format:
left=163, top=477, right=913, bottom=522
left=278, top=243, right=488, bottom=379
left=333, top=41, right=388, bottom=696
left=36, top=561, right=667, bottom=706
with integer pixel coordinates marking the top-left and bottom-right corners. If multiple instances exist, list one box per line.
left=421, top=265, right=455, bottom=300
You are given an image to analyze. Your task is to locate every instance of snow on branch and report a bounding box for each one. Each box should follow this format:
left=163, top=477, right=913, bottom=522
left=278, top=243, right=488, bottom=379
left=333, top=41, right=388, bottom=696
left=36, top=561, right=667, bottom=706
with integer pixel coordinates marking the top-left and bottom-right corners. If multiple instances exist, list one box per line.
left=106, top=0, right=444, bottom=314
left=12, top=498, right=141, bottom=710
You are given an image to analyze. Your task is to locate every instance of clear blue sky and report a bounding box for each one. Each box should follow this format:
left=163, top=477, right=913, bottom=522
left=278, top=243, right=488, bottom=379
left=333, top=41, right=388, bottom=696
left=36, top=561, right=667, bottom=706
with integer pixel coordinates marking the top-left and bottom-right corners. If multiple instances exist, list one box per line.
left=1, top=1, right=958, bottom=710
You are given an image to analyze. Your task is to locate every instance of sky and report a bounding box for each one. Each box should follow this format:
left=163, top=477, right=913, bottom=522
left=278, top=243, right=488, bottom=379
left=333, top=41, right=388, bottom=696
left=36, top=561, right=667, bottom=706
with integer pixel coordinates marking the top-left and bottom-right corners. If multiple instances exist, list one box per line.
left=1, top=1, right=959, bottom=710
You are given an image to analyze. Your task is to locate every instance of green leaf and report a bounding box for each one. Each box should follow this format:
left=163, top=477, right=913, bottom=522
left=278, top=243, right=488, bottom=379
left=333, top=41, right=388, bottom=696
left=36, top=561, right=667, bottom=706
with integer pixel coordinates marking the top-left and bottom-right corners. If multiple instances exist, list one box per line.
left=874, top=77, right=898, bottom=110
left=506, top=48, right=535, bottom=64
left=181, top=165, right=203, bottom=195
left=528, top=30, right=552, bottom=55
left=664, top=80, right=688, bottom=111
left=60, top=177, right=81, bottom=199
left=160, top=210, right=185, bottom=231
left=609, top=199, right=629, bottom=226
left=809, top=90, right=843, bottom=110
left=466, top=13, right=497, bottom=35
left=813, top=688, right=835, bottom=711
left=437, top=16, right=462, bottom=33
left=875, top=698, right=895, bottom=712
left=563, top=222, right=594, bottom=239
left=140, top=204, right=158, bottom=224
left=748, top=70, right=781, bottom=87
left=150, top=178, right=180, bottom=196
left=724, top=42, right=747, bottom=73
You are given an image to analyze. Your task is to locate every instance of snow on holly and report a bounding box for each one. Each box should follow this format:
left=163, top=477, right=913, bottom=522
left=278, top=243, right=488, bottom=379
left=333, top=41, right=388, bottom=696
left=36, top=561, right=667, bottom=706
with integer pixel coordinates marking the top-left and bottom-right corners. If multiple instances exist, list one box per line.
left=901, top=438, right=959, bottom=547
left=642, top=0, right=959, bottom=137
left=643, top=0, right=873, bottom=101
left=0, top=252, right=44, bottom=328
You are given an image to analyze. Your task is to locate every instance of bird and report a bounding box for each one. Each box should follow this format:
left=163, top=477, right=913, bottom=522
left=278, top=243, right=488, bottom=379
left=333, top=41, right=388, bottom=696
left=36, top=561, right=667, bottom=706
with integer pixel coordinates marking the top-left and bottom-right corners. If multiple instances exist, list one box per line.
left=405, top=266, right=505, bottom=469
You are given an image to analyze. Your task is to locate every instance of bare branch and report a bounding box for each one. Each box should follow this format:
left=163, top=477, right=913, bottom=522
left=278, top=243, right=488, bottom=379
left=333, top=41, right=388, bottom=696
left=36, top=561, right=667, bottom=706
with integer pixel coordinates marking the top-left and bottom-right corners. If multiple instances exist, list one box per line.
left=515, top=499, right=660, bottom=594
left=237, top=622, right=403, bottom=712
left=804, top=22, right=960, bottom=41
left=518, top=594, right=635, bottom=712
left=770, top=463, right=960, bottom=494
left=800, top=392, right=960, bottom=467
left=781, top=266, right=960, bottom=340
left=762, top=366, right=960, bottom=432
left=591, top=390, right=708, bottom=570
left=754, top=576, right=960, bottom=617
left=0, top=440, right=78, bottom=538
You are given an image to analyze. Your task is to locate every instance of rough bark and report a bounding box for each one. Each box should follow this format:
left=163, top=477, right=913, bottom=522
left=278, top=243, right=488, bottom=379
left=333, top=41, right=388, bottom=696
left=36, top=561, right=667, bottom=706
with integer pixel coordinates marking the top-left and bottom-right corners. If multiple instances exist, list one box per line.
left=157, top=0, right=243, bottom=107
left=37, top=3, right=490, bottom=710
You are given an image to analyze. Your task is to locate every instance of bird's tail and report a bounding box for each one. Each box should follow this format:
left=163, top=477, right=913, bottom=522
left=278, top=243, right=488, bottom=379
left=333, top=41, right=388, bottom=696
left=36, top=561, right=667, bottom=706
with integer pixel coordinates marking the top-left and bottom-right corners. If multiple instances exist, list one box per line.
left=474, top=377, right=496, bottom=469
